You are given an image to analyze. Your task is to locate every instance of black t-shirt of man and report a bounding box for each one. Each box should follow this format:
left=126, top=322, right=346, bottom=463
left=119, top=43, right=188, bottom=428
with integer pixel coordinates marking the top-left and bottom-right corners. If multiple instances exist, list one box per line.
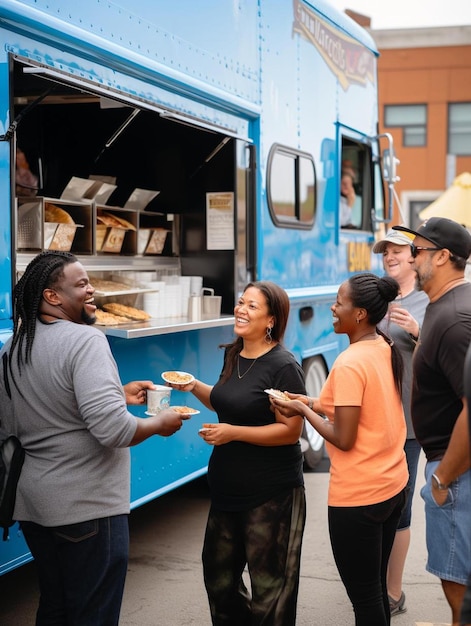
left=412, top=283, right=471, bottom=461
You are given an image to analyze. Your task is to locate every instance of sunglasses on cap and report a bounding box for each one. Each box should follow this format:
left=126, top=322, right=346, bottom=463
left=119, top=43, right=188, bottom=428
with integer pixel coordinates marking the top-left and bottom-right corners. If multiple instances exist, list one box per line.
left=409, top=243, right=442, bottom=258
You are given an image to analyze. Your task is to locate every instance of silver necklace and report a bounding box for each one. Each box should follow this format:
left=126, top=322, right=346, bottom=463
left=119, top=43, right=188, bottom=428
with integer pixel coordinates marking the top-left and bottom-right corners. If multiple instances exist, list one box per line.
left=237, top=355, right=259, bottom=379
left=237, top=345, right=276, bottom=379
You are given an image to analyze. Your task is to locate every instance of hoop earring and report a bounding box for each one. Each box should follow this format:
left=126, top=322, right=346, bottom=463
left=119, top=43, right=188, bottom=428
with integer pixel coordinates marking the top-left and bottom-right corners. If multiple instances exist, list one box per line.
left=265, top=326, right=273, bottom=344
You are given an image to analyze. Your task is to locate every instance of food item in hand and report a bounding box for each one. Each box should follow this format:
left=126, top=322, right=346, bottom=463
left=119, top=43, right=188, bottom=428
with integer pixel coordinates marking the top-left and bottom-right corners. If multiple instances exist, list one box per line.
left=45, top=203, right=75, bottom=224
left=102, top=302, right=151, bottom=321
left=171, top=406, right=199, bottom=414
left=265, top=388, right=290, bottom=400
left=94, top=309, right=130, bottom=325
left=162, top=371, right=194, bottom=385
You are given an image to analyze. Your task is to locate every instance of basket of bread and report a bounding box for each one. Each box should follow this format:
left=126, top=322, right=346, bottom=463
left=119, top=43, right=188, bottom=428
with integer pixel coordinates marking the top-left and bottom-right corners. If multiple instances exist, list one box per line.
left=96, top=211, right=136, bottom=253
left=44, top=203, right=83, bottom=252
left=18, top=200, right=82, bottom=251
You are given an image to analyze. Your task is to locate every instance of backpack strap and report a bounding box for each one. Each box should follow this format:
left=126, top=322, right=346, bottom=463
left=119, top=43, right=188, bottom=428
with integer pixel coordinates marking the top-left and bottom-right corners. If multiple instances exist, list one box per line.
left=2, top=352, right=11, bottom=400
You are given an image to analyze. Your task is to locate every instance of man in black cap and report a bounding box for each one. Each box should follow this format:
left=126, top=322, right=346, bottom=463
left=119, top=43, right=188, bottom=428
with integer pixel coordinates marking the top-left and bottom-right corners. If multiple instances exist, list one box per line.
left=393, top=217, right=471, bottom=626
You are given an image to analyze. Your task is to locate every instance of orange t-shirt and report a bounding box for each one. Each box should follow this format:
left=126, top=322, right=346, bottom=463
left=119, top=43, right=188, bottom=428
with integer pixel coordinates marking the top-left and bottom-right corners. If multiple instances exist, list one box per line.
left=320, top=337, right=408, bottom=507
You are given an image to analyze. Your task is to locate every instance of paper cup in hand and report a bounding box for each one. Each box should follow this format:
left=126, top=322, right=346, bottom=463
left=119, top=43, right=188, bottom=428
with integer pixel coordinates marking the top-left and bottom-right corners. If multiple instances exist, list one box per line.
left=147, top=385, right=171, bottom=414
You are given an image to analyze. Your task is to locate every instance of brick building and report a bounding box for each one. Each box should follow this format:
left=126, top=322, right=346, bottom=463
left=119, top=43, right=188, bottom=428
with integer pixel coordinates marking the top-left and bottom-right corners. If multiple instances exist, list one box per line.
left=348, top=11, right=471, bottom=227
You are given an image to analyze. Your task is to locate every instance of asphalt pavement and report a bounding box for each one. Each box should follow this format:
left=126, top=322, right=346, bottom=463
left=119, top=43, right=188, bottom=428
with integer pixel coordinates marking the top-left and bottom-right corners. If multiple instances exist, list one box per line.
left=0, top=451, right=452, bottom=625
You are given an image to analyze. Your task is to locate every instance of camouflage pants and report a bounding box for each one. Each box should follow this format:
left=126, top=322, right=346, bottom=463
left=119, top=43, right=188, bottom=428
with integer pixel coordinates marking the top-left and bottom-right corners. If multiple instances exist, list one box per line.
left=202, top=486, right=306, bottom=626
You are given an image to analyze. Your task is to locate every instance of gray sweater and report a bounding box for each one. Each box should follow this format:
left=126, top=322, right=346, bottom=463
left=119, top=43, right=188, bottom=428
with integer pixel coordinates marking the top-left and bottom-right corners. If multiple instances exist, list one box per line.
left=0, top=320, right=137, bottom=526
left=379, top=289, right=428, bottom=438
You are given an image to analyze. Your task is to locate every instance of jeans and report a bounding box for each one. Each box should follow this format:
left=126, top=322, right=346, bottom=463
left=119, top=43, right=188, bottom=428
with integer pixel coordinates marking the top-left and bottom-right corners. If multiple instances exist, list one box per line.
left=328, top=489, right=406, bottom=626
left=398, top=438, right=421, bottom=530
left=21, top=515, right=129, bottom=626
left=421, top=462, right=471, bottom=585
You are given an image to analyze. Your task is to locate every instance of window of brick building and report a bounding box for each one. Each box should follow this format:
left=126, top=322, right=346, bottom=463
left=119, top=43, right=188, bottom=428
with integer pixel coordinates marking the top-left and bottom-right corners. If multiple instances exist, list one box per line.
left=448, top=103, right=471, bottom=156
left=384, top=104, right=427, bottom=147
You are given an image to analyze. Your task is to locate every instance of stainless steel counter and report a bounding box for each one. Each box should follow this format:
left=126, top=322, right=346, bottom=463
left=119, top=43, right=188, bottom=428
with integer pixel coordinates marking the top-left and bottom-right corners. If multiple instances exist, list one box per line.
left=101, top=315, right=235, bottom=339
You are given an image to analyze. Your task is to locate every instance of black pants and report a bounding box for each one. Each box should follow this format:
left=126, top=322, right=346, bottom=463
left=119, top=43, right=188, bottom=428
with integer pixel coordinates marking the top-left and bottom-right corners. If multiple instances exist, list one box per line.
left=202, top=486, right=306, bottom=626
left=328, top=489, right=406, bottom=626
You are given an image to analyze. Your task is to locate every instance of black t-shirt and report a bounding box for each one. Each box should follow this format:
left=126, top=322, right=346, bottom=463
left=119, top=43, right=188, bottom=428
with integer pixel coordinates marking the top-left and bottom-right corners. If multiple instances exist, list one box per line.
left=412, top=283, right=471, bottom=460
left=208, top=344, right=306, bottom=511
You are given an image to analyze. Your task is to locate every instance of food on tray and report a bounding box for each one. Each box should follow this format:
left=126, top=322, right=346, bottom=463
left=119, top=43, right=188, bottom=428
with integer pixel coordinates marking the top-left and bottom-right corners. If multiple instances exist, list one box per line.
left=97, top=211, right=136, bottom=230
left=90, top=278, right=136, bottom=293
left=170, top=406, right=200, bottom=414
left=94, top=309, right=130, bottom=325
left=103, top=302, right=151, bottom=321
left=161, top=371, right=195, bottom=385
left=264, top=388, right=290, bottom=400
left=45, top=203, right=75, bottom=224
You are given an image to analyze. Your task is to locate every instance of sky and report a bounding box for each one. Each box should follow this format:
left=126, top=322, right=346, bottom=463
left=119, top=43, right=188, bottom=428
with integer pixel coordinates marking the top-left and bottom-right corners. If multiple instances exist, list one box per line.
left=327, top=0, right=471, bottom=30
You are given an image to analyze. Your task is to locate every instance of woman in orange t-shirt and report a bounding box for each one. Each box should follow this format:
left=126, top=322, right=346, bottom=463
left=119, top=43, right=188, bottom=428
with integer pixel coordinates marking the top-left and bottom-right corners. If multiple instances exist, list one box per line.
left=271, top=272, right=408, bottom=626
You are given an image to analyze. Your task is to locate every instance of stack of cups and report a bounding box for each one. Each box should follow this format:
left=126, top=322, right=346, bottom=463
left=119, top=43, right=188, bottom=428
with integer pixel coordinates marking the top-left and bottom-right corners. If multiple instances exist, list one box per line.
left=143, top=292, right=160, bottom=318
left=142, top=281, right=166, bottom=319
left=135, top=271, right=156, bottom=285
left=179, top=276, right=192, bottom=319
left=163, top=282, right=182, bottom=318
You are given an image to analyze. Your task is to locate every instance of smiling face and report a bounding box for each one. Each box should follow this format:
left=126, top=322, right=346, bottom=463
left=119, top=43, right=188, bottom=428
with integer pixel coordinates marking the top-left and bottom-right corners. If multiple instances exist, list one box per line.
left=382, top=242, right=415, bottom=282
left=410, top=236, right=440, bottom=292
left=233, top=286, right=275, bottom=342
left=45, top=261, right=97, bottom=324
left=331, top=280, right=358, bottom=336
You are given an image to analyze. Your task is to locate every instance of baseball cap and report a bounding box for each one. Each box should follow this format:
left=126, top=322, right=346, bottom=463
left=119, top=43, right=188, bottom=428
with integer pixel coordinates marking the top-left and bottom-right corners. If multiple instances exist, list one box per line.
left=393, top=217, right=471, bottom=260
left=372, top=228, right=415, bottom=254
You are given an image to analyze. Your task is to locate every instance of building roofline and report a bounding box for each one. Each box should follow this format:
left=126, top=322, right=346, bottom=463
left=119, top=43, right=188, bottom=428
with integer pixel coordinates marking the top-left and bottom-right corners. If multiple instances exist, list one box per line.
left=369, top=25, right=471, bottom=49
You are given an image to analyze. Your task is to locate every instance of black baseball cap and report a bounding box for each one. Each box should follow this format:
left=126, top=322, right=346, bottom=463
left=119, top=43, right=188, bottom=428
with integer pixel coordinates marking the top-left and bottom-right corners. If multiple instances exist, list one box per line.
left=393, top=217, right=471, bottom=260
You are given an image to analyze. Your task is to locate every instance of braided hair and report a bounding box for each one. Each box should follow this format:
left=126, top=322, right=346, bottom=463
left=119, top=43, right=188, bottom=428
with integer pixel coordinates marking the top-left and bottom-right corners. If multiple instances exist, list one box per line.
left=10, top=251, right=78, bottom=373
left=348, top=272, right=404, bottom=395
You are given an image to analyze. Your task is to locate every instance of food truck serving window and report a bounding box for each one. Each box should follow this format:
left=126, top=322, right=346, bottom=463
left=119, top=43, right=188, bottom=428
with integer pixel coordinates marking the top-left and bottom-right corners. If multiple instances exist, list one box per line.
left=267, top=144, right=316, bottom=229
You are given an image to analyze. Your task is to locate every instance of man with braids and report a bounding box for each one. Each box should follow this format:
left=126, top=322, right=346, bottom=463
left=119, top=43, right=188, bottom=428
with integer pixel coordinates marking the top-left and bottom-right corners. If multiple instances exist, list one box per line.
left=0, top=251, right=188, bottom=626
left=271, top=272, right=408, bottom=626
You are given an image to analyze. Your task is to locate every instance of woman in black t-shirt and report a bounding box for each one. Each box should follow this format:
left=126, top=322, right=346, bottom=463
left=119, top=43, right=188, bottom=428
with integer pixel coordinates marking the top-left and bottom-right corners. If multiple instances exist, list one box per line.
left=168, top=281, right=306, bottom=625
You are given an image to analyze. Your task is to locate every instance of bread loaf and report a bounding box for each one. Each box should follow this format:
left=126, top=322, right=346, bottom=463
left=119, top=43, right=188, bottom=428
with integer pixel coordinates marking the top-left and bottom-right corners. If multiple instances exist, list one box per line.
left=94, top=309, right=130, bottom=325
left=45, top=203, right=75, bottom=224
left=102, top=302, right=151, bottom=321
left=97, top=211, right=136, bottom=230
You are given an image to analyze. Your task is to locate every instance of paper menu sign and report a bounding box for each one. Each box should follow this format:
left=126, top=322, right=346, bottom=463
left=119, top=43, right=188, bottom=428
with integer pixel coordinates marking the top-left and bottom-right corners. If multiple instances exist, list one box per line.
left=91, top=182, right=117, bottom=204
left=88, top=175, right=118, bottom=204
left=60, top=176, right=117, bottom=204
left=124, top=188, right=160, bottom=211
left=206, top=192, right=234, bottom=250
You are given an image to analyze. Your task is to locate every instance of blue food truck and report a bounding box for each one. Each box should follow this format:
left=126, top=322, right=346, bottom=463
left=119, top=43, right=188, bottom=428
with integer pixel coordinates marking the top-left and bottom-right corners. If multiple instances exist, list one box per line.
left=0, top=0, right=398, bottom=574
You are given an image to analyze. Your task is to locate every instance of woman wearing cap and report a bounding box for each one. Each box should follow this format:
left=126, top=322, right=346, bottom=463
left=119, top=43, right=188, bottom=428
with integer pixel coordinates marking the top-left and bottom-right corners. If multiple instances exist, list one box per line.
left=373, top=229, right=429, bottom=617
